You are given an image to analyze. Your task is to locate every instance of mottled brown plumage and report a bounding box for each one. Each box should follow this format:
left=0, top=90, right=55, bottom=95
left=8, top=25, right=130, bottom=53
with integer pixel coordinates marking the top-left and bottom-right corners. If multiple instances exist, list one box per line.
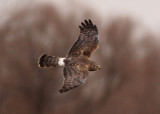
left=38, top=19, right=100, bottom=93
left=68, top=19, right=98, bottom=57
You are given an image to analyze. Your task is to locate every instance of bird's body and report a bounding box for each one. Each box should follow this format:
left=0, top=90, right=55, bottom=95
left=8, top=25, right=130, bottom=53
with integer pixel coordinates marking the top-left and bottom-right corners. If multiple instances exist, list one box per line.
left=38, top=19, right=100, bottom=93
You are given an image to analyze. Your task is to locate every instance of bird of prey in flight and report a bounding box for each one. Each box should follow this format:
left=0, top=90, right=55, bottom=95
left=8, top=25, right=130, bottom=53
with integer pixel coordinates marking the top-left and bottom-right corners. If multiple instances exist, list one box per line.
left=38, top=19, right=100, bottom=93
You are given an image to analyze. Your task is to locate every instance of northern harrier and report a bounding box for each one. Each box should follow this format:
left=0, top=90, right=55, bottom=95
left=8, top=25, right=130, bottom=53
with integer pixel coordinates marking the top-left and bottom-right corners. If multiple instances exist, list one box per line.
left=38, top=19, right=100, bottom=93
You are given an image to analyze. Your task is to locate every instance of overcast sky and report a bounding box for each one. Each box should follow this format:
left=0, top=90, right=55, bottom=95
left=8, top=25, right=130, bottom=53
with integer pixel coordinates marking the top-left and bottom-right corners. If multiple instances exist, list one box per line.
left=53, top=0, right=160, bottom=33
left=1, top=0, right=160, bottom=33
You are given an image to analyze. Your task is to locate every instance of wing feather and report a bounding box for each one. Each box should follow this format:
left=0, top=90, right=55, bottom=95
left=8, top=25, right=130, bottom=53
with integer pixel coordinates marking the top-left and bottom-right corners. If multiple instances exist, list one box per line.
left=59, top=65, right=88, bottom=93
left=68, top=19, right=99, bottom=58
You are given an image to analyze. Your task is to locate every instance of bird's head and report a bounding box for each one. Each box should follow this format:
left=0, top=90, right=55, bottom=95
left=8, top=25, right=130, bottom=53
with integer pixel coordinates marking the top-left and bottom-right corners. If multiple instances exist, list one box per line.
left=95, top=65, right=101, bottom=70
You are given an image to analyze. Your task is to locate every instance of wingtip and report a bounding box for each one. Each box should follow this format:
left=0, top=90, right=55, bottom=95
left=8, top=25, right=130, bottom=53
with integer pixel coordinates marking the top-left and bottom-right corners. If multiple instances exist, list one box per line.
left=84, top=19, right=89, bottom=26
left=81, top=22, right=86, bottom=27
left=81, top=19, right=93, bottom=28
left=79, top=26, right=83, bottom=29
left=84, top=19, right=88, bottom=22
left=89, top=19, right=93, bottom=25
left=79, top=19, right=98, bottom=33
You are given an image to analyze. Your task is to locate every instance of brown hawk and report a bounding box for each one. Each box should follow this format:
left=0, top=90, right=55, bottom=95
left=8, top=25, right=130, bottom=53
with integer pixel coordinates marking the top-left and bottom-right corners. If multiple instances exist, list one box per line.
left=38, top=19, right=100, bottom=93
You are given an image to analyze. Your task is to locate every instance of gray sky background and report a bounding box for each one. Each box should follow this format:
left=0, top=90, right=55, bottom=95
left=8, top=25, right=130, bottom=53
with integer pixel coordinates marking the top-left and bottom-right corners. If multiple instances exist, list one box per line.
left=1, top=0, right=160, bottom=33
left=61, top=0, right=160, bottom=33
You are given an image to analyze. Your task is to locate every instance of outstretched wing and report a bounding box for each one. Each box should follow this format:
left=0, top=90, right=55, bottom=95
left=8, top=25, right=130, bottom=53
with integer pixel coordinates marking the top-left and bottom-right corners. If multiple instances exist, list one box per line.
left=59, top=65, right=89, bottom=93
left=67, top=19, right=99, bottom=58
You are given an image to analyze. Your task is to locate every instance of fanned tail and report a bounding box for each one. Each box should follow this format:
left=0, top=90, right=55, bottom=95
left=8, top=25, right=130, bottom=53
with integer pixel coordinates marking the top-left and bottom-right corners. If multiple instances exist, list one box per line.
left=38, top=54, right=60, bottom=67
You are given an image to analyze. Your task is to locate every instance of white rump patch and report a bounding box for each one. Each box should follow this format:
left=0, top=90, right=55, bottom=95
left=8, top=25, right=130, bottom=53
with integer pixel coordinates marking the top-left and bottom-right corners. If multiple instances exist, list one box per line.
left=58, top=58, right=65, bottom=66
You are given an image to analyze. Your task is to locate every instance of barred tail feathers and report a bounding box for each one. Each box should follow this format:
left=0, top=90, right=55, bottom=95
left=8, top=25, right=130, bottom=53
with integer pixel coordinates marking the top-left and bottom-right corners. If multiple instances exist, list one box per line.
left=38, top=54, right=65, bottom=67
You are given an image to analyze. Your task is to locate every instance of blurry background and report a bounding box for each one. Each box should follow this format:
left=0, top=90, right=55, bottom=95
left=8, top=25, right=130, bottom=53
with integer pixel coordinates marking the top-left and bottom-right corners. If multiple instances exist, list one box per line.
left=0, top=0, right=160, bottom=114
